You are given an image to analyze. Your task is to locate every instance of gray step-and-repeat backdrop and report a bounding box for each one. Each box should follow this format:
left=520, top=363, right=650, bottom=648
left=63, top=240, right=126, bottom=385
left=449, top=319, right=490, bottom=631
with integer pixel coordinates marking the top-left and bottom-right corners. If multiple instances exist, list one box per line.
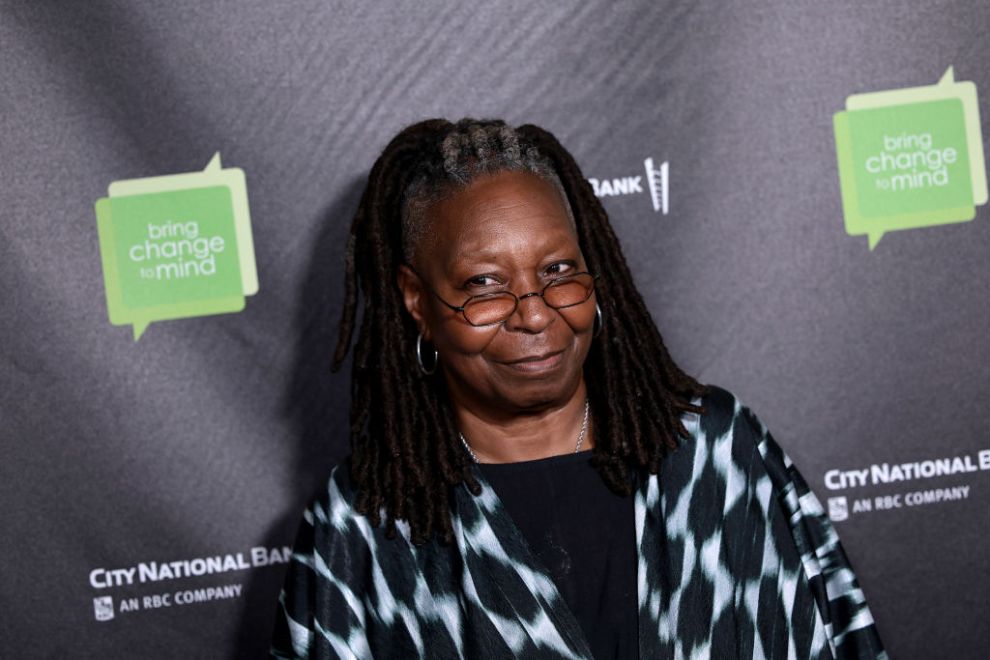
left=2, top=1, right=987, bottom=658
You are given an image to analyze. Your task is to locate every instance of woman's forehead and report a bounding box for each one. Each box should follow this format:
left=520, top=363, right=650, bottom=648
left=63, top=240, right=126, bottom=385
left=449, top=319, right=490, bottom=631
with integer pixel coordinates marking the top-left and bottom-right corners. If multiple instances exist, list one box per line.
left=423, top=171, right=578, bottom=261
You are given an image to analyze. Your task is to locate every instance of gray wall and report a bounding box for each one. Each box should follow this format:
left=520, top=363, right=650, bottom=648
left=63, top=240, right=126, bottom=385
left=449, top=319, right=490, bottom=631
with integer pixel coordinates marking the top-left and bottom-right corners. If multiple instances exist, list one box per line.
left=2, top=1, right=987, bottom=657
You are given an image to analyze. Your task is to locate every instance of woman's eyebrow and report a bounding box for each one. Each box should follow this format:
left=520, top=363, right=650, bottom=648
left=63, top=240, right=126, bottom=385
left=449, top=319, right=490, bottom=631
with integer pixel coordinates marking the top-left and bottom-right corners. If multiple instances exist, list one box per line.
left=449, top=250, right=576, bottom=275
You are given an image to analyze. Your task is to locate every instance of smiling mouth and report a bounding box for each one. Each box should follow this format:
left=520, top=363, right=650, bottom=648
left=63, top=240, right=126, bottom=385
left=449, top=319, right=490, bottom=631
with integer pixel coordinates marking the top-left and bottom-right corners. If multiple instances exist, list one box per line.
left=501, top=349, right=566, bottom=372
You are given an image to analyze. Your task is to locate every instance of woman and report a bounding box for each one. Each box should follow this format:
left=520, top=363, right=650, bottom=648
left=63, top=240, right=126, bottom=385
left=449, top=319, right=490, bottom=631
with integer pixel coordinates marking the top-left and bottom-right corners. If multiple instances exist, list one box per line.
left=270, top=118, right=886, bottom=659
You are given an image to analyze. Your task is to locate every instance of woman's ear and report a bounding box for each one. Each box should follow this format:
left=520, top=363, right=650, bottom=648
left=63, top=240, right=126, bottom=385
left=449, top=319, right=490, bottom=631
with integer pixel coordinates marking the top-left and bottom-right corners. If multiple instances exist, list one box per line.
left=396, top=263, right=430, bottom=340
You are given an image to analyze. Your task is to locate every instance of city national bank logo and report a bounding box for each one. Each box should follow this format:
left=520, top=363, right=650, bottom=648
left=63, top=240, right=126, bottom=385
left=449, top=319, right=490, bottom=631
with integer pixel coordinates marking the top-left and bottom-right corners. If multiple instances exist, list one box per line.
left=589, top=158, right=669, bottom=214
left=88, top=545, right=288, bottom=621
left=822, top=447, right=990, bottom=521
left=94, top=153, right=259, bottom=340
left=833, top=67, right=987, bottom=250
left=89, top=546, right=290, bottom=589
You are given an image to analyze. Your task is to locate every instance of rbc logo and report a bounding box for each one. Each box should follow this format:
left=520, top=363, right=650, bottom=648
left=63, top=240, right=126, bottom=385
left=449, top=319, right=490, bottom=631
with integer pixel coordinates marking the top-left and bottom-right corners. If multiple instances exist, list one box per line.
left=828, top=496, right=849, bottom=522
left=93, top=596, right=114, bottom=621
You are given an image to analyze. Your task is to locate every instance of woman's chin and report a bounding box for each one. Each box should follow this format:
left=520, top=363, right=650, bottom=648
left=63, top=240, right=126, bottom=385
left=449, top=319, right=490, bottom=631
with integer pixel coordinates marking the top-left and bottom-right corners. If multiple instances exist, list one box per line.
left=492, top=376, right=582, bottom=413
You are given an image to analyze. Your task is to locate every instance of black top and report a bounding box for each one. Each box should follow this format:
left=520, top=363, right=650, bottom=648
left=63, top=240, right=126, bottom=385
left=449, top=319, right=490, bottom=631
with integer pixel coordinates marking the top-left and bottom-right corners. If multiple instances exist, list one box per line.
left=478, top=449, right=639, bottom=660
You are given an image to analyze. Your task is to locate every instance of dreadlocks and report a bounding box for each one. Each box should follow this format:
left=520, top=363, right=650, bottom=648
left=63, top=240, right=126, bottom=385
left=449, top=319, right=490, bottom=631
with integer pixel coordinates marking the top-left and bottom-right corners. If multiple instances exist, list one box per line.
left=332, top=117, right=707, bottom=546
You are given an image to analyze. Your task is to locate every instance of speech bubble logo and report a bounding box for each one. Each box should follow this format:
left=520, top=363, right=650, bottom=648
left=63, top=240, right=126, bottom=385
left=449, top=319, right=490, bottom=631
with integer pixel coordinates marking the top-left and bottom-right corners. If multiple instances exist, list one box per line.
left=95, top=153, right=258, bottom=340
left=833, top=67, right=987, bottom=249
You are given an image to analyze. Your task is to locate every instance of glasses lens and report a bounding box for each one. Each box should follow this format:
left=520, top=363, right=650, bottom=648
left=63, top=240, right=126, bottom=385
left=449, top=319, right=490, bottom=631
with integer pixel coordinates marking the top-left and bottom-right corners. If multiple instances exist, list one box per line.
left=464, top=294, right=517, bottom=326
left=544, top=274, right=594, bottom=308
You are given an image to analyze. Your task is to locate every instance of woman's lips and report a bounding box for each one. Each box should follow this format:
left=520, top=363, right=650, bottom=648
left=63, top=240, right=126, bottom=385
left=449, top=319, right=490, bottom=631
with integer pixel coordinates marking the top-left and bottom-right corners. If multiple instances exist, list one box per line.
left=501, top=350, right=565, bottom=372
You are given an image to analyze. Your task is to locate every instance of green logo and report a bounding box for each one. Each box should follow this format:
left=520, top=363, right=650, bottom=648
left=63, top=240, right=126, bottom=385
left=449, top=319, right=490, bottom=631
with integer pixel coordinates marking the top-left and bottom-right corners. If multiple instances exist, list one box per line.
left=833, top=67, right=987, bottom=249
left=95, top=153, right=258, bottom=340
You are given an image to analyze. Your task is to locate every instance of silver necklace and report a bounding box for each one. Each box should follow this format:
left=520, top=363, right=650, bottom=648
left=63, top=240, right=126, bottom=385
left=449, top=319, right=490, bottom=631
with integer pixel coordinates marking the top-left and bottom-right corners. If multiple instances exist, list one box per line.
left=459, top=398, right=590, bottom=464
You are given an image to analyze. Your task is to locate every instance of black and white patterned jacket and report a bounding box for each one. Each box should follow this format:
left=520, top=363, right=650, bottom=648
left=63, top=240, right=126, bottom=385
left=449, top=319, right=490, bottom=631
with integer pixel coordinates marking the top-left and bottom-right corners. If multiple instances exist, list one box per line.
left=271, top=386, right=886, bottom=659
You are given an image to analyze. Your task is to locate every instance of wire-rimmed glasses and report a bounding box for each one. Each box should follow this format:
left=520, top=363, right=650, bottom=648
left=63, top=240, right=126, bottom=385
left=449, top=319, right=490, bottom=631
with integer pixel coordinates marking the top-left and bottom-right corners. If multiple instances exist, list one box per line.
left=405, top=265, right=599, bottom=327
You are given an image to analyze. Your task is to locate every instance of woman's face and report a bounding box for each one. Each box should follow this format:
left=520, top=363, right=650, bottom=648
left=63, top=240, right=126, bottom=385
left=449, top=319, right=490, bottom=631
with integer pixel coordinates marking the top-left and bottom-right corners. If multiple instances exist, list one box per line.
left=397, top=170, right=597, bottom=415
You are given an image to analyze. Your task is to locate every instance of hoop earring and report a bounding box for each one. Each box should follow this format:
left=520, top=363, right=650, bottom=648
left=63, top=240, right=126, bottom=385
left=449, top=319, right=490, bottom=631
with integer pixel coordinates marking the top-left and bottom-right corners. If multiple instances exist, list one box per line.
left=594, top=303, right=604, bottom=338
left=416, top=332, right=438, bottom=375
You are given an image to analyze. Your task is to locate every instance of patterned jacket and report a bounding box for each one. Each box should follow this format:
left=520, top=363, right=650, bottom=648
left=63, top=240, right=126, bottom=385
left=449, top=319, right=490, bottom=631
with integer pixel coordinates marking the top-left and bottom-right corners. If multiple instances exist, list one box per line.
left=270, top=386, right=887, bottom=658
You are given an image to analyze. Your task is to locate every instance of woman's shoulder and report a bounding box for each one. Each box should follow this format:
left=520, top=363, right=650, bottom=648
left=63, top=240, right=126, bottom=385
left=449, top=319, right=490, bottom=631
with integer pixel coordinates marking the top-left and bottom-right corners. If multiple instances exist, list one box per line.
left=666, top=385, right=811, bottom=528
left=671, top=384, right=780, bottom=471
left=681, top=384, right=806, bottom=495
left=305, top=456, right=419, bottom=545
left=300, top=455, right=364, bottom=532
left=682, top=384, right=764, bottom=441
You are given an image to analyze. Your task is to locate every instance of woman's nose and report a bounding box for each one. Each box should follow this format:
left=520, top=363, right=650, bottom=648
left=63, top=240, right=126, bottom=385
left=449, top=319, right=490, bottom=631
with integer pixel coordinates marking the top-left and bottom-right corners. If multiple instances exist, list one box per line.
left=503, top=290, right=554, bottom=333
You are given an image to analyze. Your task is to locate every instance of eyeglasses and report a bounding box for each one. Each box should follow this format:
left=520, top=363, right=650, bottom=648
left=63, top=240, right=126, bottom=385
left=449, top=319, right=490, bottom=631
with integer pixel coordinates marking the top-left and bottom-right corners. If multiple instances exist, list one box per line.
left=405, top=264, right=599, bottom=327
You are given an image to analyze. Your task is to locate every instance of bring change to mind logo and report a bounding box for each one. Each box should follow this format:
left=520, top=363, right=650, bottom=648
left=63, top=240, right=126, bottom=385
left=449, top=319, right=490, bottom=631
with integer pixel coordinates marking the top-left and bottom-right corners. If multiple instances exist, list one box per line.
left=833, top=67, right=987, bottom=250
left=94, top=153, right=259, bottom=340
